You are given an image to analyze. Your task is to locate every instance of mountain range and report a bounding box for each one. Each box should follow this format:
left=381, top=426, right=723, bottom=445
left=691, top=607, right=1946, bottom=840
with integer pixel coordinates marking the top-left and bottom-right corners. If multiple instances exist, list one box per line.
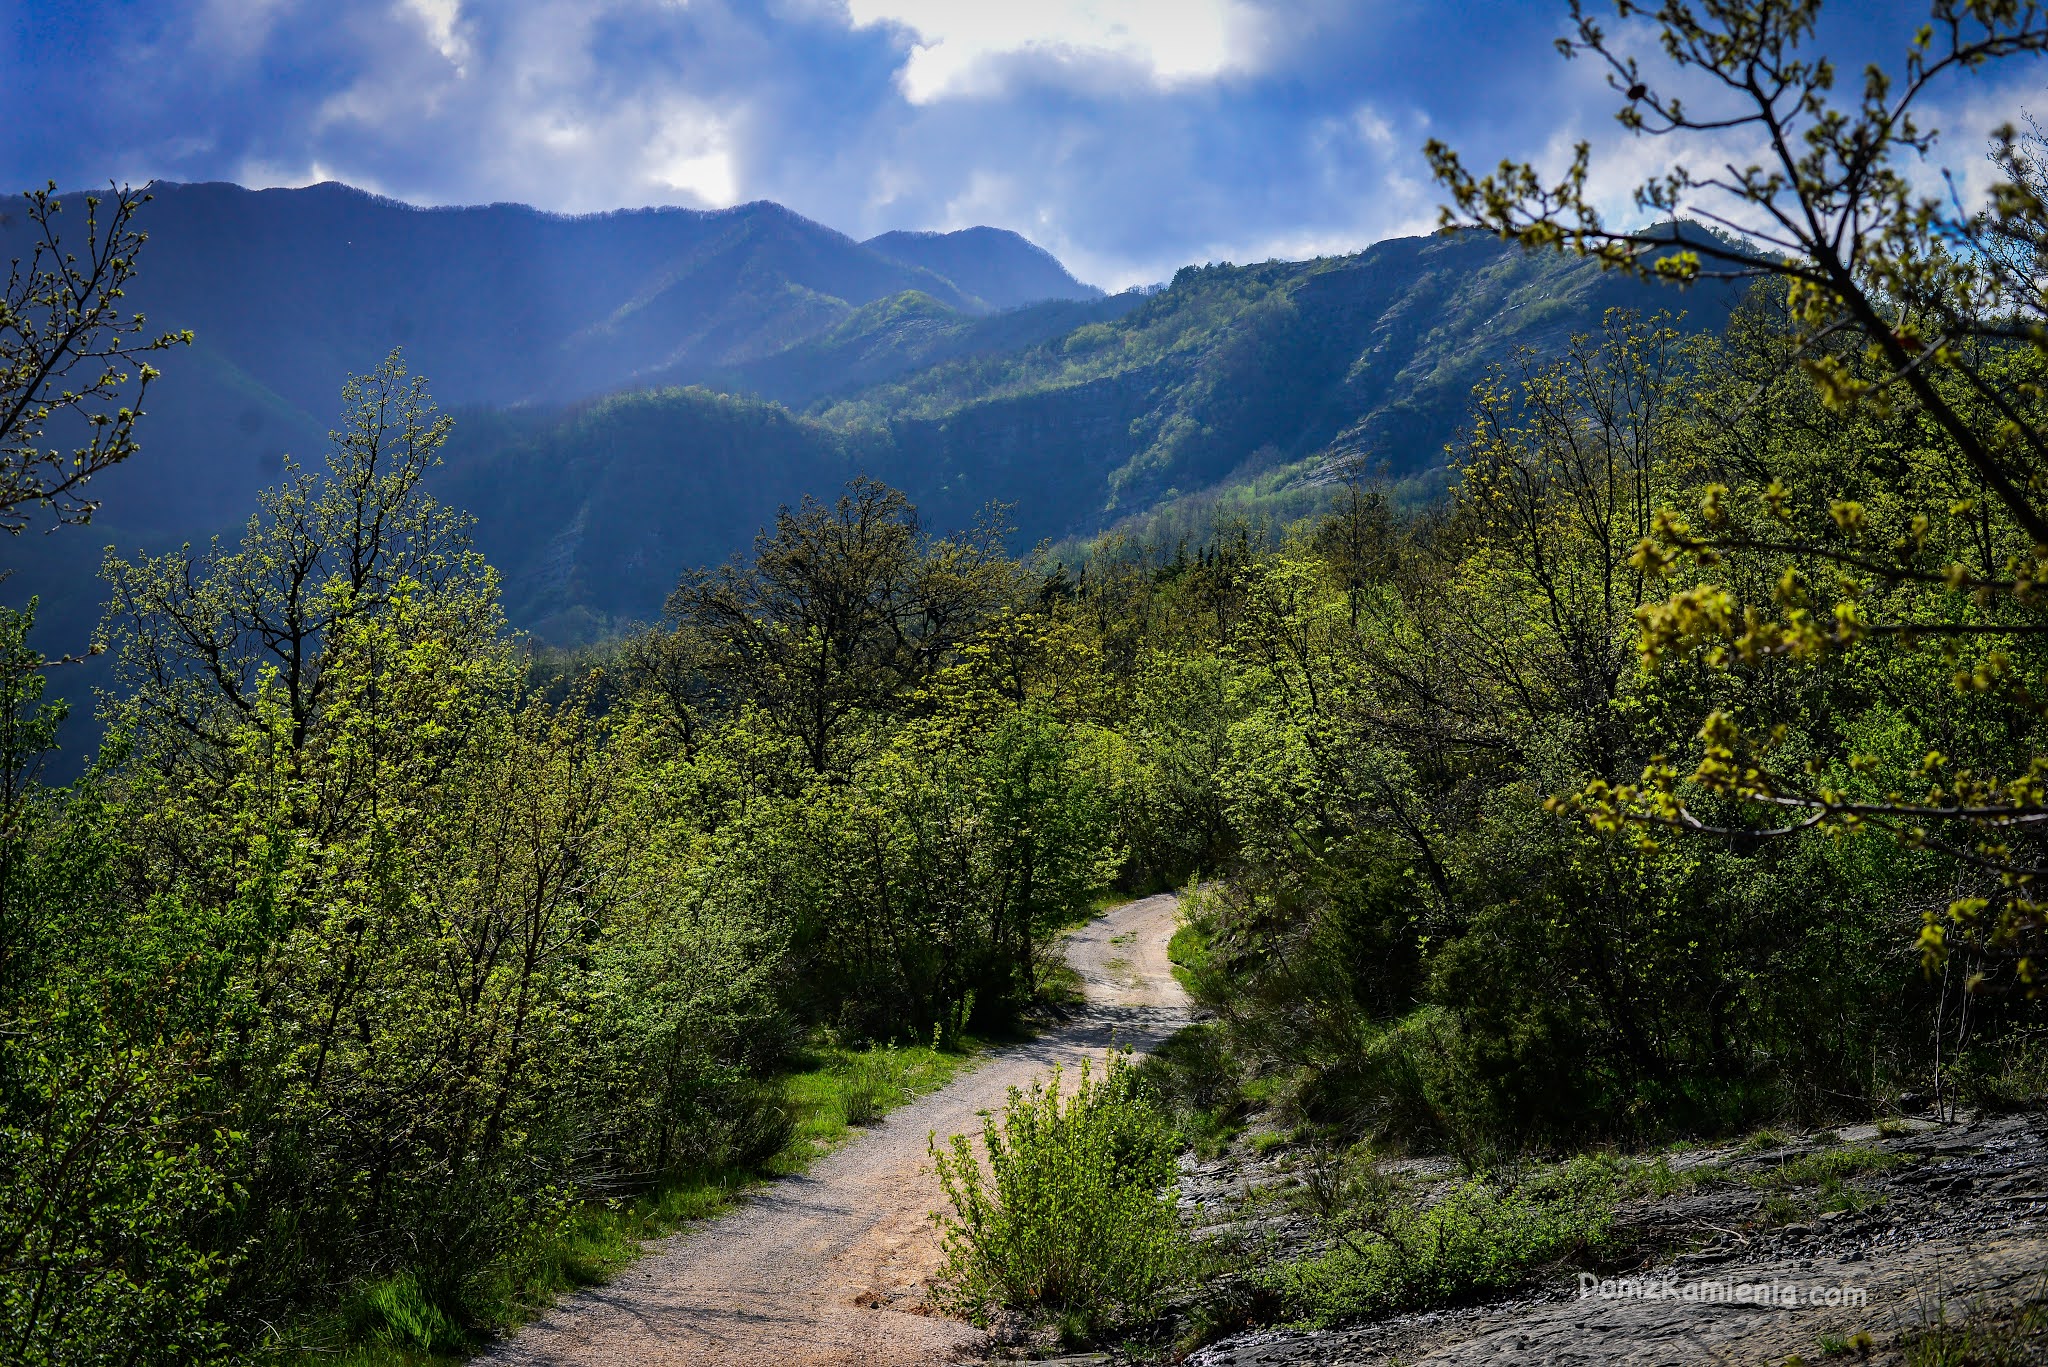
left=438, top=228, right=1744, bottom=640
left=3, top=180, right=1742, bottom=663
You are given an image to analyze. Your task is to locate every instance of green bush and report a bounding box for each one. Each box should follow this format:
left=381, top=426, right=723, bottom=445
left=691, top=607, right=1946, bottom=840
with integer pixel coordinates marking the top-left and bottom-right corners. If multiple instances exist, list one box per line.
left=1949, top=1031, right=2048, bottom=1113
left=1276, top=1156, right=1619, bottom=1325
left=930, top=1050, right=1184, bottom=1337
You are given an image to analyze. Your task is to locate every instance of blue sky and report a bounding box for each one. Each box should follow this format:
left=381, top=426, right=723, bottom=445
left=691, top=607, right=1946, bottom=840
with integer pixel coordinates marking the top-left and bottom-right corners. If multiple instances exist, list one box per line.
left=4, top=0, right=2041, bottom=288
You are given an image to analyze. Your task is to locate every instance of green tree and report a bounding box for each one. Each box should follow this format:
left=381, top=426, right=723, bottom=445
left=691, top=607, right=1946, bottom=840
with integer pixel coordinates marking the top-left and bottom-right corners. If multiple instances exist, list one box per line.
left=100, top=349, right=495, bottom=795
left=1429, top=0, right=2048, bottom=987
left=1, top=183, right=190, bottom=534
left=666, top=477, right=1011, bottom=772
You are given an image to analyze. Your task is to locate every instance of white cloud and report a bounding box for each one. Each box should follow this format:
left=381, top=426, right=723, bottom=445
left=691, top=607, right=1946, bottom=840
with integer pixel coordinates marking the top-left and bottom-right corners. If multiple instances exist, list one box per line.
left=64, top=0, right=2004, bottom=295
left=192, top=0, right=299, bottom=61
left=939, top=168, right=1027, bottom=230
left=233, top=156, right=381, bottom=195
left=846, top=0, right=1263, bottom=103
left=400, top=0, right=471, bottom=70
left=1349, top=105, right=1394, bottom=150
left=1910, top=75, right=2044, bottom=211
left=650, top=109, right=738, bottom=205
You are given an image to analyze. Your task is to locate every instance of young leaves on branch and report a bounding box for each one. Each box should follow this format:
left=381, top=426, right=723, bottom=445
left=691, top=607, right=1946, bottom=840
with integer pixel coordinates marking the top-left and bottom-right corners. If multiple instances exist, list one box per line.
left=1, top=183, right=190, bottom=533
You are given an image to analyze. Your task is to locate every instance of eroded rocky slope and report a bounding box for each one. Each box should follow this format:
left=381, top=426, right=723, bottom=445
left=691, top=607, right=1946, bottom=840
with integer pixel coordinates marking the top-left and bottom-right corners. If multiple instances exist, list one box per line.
left=1172, top=1113, right=2047, bottom=1367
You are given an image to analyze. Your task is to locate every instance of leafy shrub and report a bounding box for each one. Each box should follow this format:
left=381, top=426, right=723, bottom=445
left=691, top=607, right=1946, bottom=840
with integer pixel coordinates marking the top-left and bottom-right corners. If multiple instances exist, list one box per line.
left=699, top=1081, right=798, bottom=1171
left=781, top=705, right=1123, bottom=1041
left=1275, top=1156, right=1620, bottom=1325
left=1292, top=1007, right=1477, bottom=1156
left=930, top=1051, right=1184, bottom=1337
left=1948, top=1031, right=2048, bottom=1113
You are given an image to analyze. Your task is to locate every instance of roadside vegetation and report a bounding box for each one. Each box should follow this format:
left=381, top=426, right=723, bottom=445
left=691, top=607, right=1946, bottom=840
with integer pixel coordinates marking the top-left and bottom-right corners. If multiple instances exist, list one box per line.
left=284, top=1036, right=979, bottom=1364
left=930, top=1051, right=1184, bottom=1345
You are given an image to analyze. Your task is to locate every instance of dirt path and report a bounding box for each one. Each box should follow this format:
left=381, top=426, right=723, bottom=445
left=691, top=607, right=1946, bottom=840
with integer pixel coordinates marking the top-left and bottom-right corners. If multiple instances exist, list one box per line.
left=483, top=893, right=1189, bottom=1367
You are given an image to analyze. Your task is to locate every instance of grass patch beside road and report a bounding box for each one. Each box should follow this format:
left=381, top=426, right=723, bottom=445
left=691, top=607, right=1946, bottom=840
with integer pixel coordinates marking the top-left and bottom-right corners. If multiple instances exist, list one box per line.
left=1270, top=1155, right=1623, bottom=1328
left=776, top=1038, right=983, bottom=1162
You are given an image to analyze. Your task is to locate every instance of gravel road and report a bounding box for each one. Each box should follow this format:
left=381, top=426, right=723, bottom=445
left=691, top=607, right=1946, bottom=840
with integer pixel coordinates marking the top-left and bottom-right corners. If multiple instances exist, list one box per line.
left=482, top=892, right=1190, bottom=1367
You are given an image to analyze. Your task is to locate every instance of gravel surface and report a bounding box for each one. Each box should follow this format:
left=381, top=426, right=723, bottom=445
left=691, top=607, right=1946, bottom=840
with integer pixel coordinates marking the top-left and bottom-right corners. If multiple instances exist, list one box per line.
left=481, top=893, right=1190, bottom=1367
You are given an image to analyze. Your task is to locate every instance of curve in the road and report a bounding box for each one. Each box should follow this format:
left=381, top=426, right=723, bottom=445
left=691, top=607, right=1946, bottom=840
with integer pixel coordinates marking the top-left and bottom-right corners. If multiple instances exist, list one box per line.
left=482, top=891, right=1190, bottom=1367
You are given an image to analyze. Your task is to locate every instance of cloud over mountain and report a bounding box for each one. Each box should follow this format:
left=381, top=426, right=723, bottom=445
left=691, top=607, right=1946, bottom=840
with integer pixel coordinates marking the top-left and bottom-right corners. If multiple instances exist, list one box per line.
left=2, top=0, right=2033, bottom=289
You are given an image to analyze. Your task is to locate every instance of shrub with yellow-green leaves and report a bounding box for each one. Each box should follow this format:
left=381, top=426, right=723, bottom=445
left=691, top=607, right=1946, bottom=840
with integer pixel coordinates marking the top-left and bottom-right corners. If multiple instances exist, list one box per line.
left=930, top=1051, right=1184, bottom=1337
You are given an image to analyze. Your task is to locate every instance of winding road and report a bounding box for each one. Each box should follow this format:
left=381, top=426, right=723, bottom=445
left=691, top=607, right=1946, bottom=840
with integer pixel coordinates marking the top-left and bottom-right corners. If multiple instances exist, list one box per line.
left=483, top=892, right=1190, bottom=1367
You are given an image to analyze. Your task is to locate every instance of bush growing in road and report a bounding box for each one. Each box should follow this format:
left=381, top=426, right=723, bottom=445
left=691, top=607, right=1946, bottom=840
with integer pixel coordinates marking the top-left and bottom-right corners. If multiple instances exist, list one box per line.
left=929, top=1050, right=1183, bottom=1338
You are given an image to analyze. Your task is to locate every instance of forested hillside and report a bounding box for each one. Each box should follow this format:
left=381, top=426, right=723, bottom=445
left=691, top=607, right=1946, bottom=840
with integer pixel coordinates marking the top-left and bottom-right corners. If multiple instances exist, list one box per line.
left=440, top=225, right=1741, bottom=637
left=0, top=181, right=1095, bottom=542
left=0, top=182, right=1116, bottom=692
left=0, top=190, right=1738, bottom=665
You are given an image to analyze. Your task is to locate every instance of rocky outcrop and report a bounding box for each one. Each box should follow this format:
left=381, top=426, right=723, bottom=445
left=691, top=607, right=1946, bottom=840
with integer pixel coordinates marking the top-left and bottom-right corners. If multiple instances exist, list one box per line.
left=1181, top=1113, right=2048, bottom=1367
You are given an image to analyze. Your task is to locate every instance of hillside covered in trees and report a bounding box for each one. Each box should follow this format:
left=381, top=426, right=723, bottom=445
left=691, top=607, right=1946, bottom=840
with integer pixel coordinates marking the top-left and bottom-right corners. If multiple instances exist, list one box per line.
left=0, top=188, right=1736, bottom=669
left=439, top=225, right=1742, bottom=639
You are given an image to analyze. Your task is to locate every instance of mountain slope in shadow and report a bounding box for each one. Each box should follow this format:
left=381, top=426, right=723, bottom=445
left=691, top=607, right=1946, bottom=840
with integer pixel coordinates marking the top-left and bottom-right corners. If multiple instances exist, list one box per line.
left=863, top=227, right=1104, bottom=311
left=436, top=225, right=1746, bottom=640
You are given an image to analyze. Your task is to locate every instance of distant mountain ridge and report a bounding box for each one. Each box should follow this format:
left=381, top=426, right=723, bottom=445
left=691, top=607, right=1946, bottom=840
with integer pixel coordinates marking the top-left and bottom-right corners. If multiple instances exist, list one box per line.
left=0, top=178, right=1107, bottom=673
left=433, top=226, right=1747, bottom=641
left=2, top=180, right=1745, bottom=668
left=862, top=227, right=1103, bottom=311
left=0, top=180, right=1100, bottom=535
